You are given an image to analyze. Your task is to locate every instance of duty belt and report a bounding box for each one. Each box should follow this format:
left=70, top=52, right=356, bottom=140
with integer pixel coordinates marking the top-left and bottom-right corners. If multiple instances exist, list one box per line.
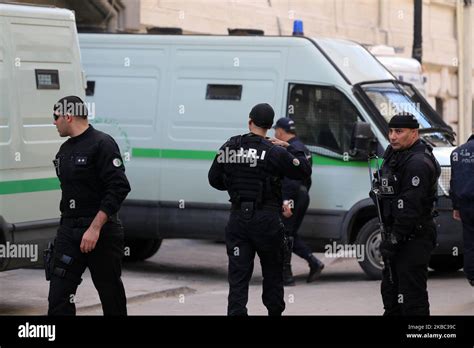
left=60, top=213, right=119, bottom=228
left=231, top=201, right=280, bottom=212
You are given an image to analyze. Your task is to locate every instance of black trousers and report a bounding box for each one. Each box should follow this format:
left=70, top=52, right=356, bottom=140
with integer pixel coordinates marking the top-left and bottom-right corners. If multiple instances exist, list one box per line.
left=225, top=209, right=285, bottom=316
left=283, top=186, right=313, bottom=260
left=459, top=205, right=474, bottom=281
left=381, top=222, right=436, bottom=316
left=47, top=220, right=127, bottom=316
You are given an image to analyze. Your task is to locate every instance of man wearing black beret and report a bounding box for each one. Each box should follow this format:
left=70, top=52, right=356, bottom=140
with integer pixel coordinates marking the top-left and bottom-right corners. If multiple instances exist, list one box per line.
left=373, top=113, right=440, bottom=315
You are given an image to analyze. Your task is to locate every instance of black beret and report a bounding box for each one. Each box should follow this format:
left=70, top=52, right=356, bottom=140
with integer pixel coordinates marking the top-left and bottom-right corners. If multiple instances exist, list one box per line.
left=388, top=113, right=419, bottom=129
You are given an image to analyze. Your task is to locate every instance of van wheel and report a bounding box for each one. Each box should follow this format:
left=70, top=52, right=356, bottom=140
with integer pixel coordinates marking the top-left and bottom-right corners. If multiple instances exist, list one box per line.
left=124, top=238, right=162, bottom=261
left=356, top=218, right=383, bottom=280
left=429, top=255, right=463, bottom=272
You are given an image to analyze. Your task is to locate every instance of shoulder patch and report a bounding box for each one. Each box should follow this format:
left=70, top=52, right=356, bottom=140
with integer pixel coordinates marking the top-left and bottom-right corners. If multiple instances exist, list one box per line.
left=411, top=176, right=420, bottom=187
left=113, top=158, right=123, bottom=167
left=293, top=158, right=300, bottom=166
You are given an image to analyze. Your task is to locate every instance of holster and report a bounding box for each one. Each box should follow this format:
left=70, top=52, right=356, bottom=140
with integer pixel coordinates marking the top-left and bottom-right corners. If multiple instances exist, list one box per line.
left=240, top=202, right=255, bottom=220
left=43, top=240, right=54, bottom=281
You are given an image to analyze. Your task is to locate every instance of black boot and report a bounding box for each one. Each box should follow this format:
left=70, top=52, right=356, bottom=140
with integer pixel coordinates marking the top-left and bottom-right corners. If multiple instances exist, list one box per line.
left=282, top=249, right=295, bottom=286
left=283, top=263, right=295, bottom=286
left=306, top=254, right=324, bottom=283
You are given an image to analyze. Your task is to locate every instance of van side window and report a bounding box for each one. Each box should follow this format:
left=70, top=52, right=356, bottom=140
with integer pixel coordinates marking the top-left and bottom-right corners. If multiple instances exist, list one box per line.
left=206, top=84, right=242, bottom=100
left=35, top=69, right=59, bottom=89
left=86, top=81, right=95, bottom=96
left=287, top=83, right=360, bottom=157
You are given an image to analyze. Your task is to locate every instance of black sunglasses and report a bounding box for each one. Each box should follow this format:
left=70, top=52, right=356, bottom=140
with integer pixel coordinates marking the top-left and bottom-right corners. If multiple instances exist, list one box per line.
left=53, top=113, right=63, bottom=121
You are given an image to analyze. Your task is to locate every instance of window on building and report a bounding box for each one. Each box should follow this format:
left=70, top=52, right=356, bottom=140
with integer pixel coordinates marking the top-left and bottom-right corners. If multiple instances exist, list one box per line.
left=435, top=97, right=444, bottom=118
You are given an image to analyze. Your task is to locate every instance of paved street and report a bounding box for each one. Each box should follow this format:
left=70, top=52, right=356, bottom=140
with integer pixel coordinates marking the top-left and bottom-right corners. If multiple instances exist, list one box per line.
left=0, top=239, right=473, bottom=316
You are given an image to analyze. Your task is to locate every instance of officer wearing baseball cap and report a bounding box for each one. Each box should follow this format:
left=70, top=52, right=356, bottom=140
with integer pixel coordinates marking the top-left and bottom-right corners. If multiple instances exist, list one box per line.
left=373, top=113, right=440, bottom=315
left=208, top=103, right=312, bottom=316
left=273, top=117, right=324, bottom=285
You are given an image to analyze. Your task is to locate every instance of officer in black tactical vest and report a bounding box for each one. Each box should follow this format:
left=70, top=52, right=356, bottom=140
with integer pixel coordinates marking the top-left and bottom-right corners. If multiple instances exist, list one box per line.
left=47, top=96, right=131, bottom=315
left=208, top=103, right=312, bottom=316
left=273, top=117, right=324, bottom=285
left=375, top=113, right=440, bottom=316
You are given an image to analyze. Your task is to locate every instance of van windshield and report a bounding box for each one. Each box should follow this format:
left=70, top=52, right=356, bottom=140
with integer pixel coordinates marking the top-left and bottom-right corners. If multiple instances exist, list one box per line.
left=356, top=80, right=454, bottom=146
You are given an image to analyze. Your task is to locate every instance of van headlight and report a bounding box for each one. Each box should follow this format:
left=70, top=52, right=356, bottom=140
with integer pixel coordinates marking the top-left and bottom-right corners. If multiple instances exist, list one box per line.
left=437, top=166, right=450, bottom=197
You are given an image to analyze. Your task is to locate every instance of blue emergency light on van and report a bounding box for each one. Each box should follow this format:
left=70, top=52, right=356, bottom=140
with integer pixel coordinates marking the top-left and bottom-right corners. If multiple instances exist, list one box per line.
left=292, top=20, right=304, bottom=36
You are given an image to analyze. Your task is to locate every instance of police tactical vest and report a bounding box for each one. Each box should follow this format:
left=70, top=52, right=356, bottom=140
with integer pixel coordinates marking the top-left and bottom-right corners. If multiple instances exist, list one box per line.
left=223, top=134, right=281, bottom=208
left=379, top=141, right=441, bottom=224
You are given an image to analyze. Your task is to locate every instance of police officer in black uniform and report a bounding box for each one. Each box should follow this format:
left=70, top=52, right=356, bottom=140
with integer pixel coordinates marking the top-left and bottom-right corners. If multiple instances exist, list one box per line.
left=450, top=134, right=474, bottom=287
left=47, top=96, right=131, bottom=315
left=208, top=103, right=311, bottom=316
left=375, top=113, right=440, bottom=316
left=273, top=117, right=324, bottom=285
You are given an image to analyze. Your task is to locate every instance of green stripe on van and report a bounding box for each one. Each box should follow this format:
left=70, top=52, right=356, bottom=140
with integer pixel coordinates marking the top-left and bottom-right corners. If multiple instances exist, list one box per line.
left=0, top=152, right=381, bottom=195
left=132, top=147, right=376, bottom=167
left=132, top=148, right=216, bottom=160
left=0, top=178, right=60, bottom=195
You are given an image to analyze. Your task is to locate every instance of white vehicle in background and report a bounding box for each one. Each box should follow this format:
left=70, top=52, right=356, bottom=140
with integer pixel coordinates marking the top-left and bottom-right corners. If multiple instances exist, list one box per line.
left=79, top=33, right=462, bottom=279
left=370, top=44, right=427, bottom=97
left=0, top=4, right=85, bottom=271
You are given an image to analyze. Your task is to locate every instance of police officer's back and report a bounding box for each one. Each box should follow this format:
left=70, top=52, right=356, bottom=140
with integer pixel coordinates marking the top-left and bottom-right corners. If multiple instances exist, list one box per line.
left=208, top=103, right=311, bottom=316
left=376, top=114, right=440, bottom=316
left=450, top=134, right=474, bottom=286
left=47, top=96, right=131, bottom=316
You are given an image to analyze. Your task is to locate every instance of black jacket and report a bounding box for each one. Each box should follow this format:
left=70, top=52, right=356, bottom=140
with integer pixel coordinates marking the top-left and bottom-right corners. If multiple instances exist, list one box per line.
left=378, top=139, right=440, bottom=237
left=54, top=125, right=131, bottom=218
left=450, top=134, right=474, bottom=210
left=281, top=136, right=313, bottom=200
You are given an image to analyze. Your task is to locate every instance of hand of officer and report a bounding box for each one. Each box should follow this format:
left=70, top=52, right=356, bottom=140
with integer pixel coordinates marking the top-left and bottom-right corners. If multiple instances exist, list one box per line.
left=282, top=202, right=293, bottom=218
left=453, top=209, right=461, bottom=221
left=379, top=234, right=402, bottom=260
left=80, top=226, right=100, bottom=253
left=269, top=137, right=289, bottom=148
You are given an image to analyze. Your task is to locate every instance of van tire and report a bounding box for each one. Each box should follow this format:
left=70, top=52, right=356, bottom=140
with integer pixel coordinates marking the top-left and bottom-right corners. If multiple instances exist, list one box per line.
left=356, top=218, right=383, bottom=280
left=429, top=254, right=463, bottom=272
left=125, top=238, right=162, bottom=261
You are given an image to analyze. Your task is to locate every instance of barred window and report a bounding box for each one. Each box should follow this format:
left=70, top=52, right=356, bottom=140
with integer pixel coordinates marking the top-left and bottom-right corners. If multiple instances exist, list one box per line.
left=287, top=83, right=361, bottom=157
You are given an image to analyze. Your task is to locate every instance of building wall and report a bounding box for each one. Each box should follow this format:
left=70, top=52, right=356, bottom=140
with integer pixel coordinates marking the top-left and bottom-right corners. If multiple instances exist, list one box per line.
left=141, top=0, right=473, bottom=134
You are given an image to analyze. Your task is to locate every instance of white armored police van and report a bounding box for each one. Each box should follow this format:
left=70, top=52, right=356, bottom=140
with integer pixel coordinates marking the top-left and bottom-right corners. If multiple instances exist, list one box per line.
left=0, top=4, right=85, bottom=271
left=79, top=33, right=461, bottom=279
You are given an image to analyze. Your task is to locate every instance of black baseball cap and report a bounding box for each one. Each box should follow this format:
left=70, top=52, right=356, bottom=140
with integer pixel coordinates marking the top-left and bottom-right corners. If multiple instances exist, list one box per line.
left=388, top=113, right=419, bottom=129
left=273, top=117, right=296, bottom=133
left=249, top=103, right=275, bottom=129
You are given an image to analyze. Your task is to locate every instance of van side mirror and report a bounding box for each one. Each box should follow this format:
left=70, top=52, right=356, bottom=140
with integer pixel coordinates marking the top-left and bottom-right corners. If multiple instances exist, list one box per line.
left=349, top=122, right=378, bottom=160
